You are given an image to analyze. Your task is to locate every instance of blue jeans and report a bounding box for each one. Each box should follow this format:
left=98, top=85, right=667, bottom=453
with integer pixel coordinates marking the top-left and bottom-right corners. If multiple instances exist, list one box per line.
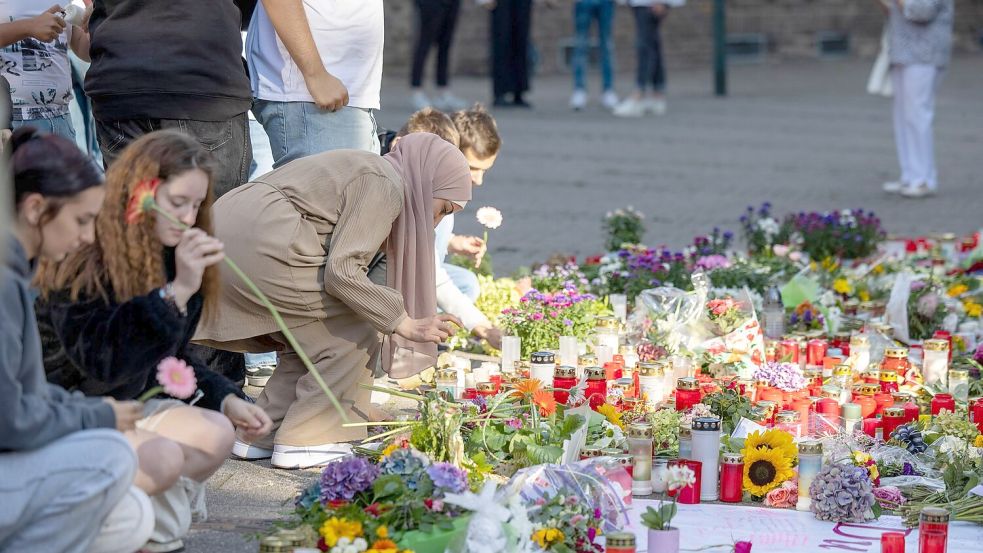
left=245, top=351, right=277, bottom=368
left=444, top=263, right=480, bottom=302
left=68, top=52, right=103, bottom=167
left=248, top=117, right=275, bottom=180
left=13, top=113, right=75, bottom=143
left=252, top=100, right=380, bottom=168
left=633, top=6, right=666, bottom=92
left=572, top=0, right=615, bottom=92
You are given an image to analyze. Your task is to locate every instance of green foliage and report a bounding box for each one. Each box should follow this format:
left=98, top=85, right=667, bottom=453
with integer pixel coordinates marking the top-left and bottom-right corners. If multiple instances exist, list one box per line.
left=702, top=388, right=754, bottom=435
left=602, top=206, right=645, bottom=252
left=641, top=502, right=677, bottom=531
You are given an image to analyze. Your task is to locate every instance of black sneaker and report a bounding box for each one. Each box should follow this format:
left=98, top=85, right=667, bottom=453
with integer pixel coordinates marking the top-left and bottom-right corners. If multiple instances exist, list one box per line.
left=245, top=364, right=275, bottom=387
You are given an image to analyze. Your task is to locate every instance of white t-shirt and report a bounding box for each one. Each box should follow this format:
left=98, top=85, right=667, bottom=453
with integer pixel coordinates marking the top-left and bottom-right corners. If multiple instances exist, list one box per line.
left=246, top=0, right=384, bottom=110
left=0, top=1, right=74, bottom=121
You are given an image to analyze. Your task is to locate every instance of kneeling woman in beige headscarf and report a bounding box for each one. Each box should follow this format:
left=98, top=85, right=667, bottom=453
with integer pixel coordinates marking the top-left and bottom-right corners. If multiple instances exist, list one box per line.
left=195, top=133, right=471, bottom=469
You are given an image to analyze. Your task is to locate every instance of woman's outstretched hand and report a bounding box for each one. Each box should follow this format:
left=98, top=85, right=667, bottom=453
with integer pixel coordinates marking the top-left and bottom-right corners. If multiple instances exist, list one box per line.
left=395, top=314, right=463, bottom=344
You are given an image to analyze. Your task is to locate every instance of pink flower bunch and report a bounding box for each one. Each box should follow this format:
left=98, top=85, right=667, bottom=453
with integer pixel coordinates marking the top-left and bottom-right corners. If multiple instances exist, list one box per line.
left=708, top=298, right=739, bottom=316
left=872, top=486, right=905, bottom=511
left=764, top=480, right=798, bottom=509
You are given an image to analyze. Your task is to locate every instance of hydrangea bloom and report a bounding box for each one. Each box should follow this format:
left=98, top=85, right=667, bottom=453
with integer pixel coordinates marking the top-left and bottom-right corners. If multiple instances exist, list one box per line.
left=753, top=362, right=807, bottom=392
left=426, top=462, right=468, bottom=495
left=809, top=464, right=876, bottom=523
left=379, top=447, right=431, bottom=491
left=319, top=456, right=379, bottom=504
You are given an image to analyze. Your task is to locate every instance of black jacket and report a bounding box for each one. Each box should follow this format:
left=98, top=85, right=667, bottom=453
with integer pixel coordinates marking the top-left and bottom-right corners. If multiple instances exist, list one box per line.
left=85, top=0, right=252, bottom=122
left=37, top=250, right=245, bottom=411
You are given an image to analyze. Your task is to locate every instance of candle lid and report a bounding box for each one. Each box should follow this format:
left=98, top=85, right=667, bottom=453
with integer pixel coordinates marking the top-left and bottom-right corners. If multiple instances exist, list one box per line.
left=923, top=339, right=949, bottom=352
left=476, top=381, right=496, bottom=392
left=611, top=454, right=633, bottom=467
left=554, top=365, right=576, bottom=378
left=531, top=351, right=555, bottom=364
left=885, top=347, right=910, bottom=358
left=891, top=391, right=913, bottom=402
left=580, top=446, right=601, bottom=457
left=579, top=353, right=597, bottom=365
left=933, top=393, right=953, bottom=401
left=692, top=416, right=721, bottom=431
left=605, top=532, right=636, bottom=548
left=748, top=407, right=769, bottom=423
left=883, top=407, right=905, bottom=418
left=755, top=379, right=772, bottom=388
left=865, top=370, right=881, bottom=381
left=949, top=369, right=969, bottom=379
left=775, top=410, right=799, bottom=423
left=677, top=377, right=699, bottom=391
left=585, top=366, right=605, bottom=381
left=436, top=368, right=457, bottom=381
left=623, top=397, right=643, bottom=409
left=638, top=362, right=663, bottom=377
left=678, top=424, right=692, bottom=438
left=919, top=507, right=950, bottom=523
left=595, top=316, right=620, bottom=329
left=258, top=537, right=291, bottom=552
left=628, top=422, right=654, bottom=439
left=834, top=365, right=852, bottom=377
left=803, top=368, right=822, bottom=379
left=821, top=386, right=842, bottom=399
left=798, top=440, right=823, bottom=455
left=879, top=371, right=898, bottom=383
left=723, top=452, right=744, bottom=464
left=859, top=384, right=881, bottom=396
left=842, top=403, right=861, bottom=418
left=850, top=335, right=869, bottom=347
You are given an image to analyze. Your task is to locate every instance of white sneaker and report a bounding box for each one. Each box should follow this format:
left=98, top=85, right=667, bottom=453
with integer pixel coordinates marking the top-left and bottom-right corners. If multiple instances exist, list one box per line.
left=601, top=90, right=619, bottom=110
left=900, top=182, right=936, bottom=198
left=411, top=90, right=432, bottom=111
left=882, top=180, right=906, bottom=193
left=570, top=89, right=588, bottom=111
left=613, top=97, right=646, bottom=117
left=271, top=443, right=353, bottom=469
left=436, top=91, right=467, bottom=111
left=232, top=440, right=273, bottom=460
left=645, top=97, right=667, bottom=115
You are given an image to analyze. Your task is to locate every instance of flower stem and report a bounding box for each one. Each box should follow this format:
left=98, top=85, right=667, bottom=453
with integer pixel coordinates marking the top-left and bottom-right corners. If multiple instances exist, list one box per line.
left=150, top=204, right=348, bottom=421
left=137, top=386, right=162, bottom=403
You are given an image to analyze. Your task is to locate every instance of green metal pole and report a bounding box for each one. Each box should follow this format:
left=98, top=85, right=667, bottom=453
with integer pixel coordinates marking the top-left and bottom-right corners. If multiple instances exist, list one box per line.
left=713, top=0, right=727, bottom=96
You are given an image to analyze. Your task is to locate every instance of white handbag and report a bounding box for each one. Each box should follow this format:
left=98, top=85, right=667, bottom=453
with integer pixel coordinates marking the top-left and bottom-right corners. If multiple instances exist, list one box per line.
left=867, top=27, right=893, bottom=97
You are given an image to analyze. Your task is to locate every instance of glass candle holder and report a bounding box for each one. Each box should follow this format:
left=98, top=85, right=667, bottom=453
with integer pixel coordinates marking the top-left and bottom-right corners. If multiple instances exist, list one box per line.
left=637, top=362, right=666, bottom=408
left=558, top=336, right=579, bottom=368
left=776, top=410, right=801, bottom=439
left=881, top=532, right=905, bottom=553
left=678, top=425, right=692, bottom=460
left=875, top=392, right=896, bottom=416
left=850, top=335, right=871, bottom=373
left=529, top=351, right=555, bottom=386
left=882, top=407, right=906, bottom=442
left=880, top=371, right=900, bottom=394
left=922, top=340, right=950, bottom=387
left=577, top=353, right=597, bottom=380
left=628, top=422, right=654, bottom=496
left=882, top=347, right=910, bottom=376
left=893, top=392, right=920, bottom=423
left=918, top=507, right=949, bottom=553
left=807, top=339, right=828, bottom=368
left=833, top=364, right=853, bottom=390
left=605, top=531, right=636, bottom=553
left=931, top=394, right=956, bottom=416
left=612, top=453, right=634, bottom=479
left=863, top=417, right=882, bottom=440
left=675, top=377, right=701, bottom=411
left=651, top=456, right=672, bottom=493
left=585, top=366, right=607, bottom=410
left=553, top=365, right=577, bottom=405
left=779, top=339, right=800, bottom=363
left=720, top=453, right=744, bottom=503
left=842, top=402, right=862, bottom=435
left=796, top=440, right=823, bottom=511
left=948, top=369, right=969, bottom=403
left=579, top=446, right=601, bottom=461
left=691, top=417, right=722, bottom=501
left=669, top=459, right=702, bottom=504
left=435, top=368, right=458, bottom=401
left=500, top=336, right=521, bottom=375
left=476, top=381, right=496, bottom=398
left=792, top=397, right=812, bottom=436
left=816, top=398, right=841, bottom=434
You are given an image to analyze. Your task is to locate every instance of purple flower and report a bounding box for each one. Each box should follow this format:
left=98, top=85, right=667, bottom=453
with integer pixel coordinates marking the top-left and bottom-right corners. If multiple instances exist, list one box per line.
left=531, top=312, right=544, bottom=321
left=426, top=462, right=468, bottom=495
left=563, top=318, right=573, bottom=326
left=506, top=418, right=522, bottom=430
left=753, top=362, right=807, bottom=392
left=319, top=456, right=379, bottom=503
left=917, top=292, right=940, bottom=317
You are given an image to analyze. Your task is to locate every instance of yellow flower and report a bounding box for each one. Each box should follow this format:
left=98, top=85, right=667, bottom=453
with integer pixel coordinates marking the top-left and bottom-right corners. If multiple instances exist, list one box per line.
left=852, top=451, right=872, bottom=465
left=964, top=301, right=982, bottom=318
left=744, top=429, right=797, bottom=460
left=821, top=257, right=840, bottom=272
left=531, top=528, right=565, bottom=549
left=319, top=517, right=363, bottom=547
left=367, top=539, right=399, bottom=553
left=381, top=443, right=399, bottom=458
left=742, top=446, right=795, bottom=497
left=376, top=526, right=389, bottom=539
left=833, top=278, right=853, bottom=295
left=868, top=463, right=880, bottom=483
left=974, top=435, right=983, bottom=448
left=859, top=290, right=871, bottom=302
left=872, top=264, right=885, bottom=275
left=948, top=284, right=969, bottom=297
left=596, top=403, right=624, bottom=430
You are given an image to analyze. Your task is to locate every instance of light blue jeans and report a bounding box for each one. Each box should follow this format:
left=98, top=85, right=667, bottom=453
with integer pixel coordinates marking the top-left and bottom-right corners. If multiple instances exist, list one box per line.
left=572, top=0, right=616, bottom=92
left=13, top=113, right=76, bottom=143
left=252, top=100, right=380, bottom=168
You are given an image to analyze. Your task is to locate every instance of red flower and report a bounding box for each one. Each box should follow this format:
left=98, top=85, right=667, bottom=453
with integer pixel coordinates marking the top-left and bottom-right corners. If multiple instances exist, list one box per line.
left=364, top=503, right=382, bottom=516
left=327, top=499, right=349, bottom=510
left=424, top=498, right=434, bottom=510
left=125, top=178, right=161, bottom=225
left=317, top=537, right=329, bottom=552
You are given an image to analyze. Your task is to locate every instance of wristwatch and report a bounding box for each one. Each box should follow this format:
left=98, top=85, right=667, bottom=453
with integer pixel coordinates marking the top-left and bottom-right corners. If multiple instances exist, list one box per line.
left=159, top=282, right=187, bottom=316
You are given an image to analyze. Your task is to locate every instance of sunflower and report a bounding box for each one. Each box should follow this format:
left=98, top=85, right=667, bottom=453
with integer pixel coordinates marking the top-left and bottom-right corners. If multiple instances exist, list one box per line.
left=743, top=429, right=797, bottom=460
left=513, top=378, right=543, bottom=396
left=596, top=403, right=624, bottom=430
left=532, top=389, right=557, bottom=417
left=742, top=446, right=795, bottom=497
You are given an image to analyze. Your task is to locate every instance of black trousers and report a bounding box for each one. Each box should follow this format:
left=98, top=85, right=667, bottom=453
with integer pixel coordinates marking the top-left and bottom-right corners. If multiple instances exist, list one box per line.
left=411, top=0, right=462, bottom=88
left=490, top=0, right=533, bottom=98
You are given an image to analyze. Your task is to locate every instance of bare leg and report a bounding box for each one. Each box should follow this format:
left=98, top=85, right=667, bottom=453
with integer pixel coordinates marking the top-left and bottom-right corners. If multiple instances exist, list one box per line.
left=125, top=429, right=184, bottom=496
left=141, top=406, right=236, bottom=482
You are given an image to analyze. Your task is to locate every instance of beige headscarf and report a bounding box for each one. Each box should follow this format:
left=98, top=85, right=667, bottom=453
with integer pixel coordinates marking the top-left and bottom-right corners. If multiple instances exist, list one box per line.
left=382, top=133, right=472, bottom=378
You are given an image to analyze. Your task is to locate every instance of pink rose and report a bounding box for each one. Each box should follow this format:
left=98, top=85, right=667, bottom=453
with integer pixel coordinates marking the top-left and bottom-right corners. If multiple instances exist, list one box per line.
left=735, top=541, right=752, bottom=553
left=772, top=244, right=789, bottom=257
left=764, top=480, right=798, bottom=509
left=873, top=486, right=905, bottom=509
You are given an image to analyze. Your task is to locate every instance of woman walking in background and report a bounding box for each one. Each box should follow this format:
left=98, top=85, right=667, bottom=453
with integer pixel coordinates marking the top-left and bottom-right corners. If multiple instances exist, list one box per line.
left=570, top=0, right=618, bottom=111
left=484, top=0, right=534, bottom=108
left=411, top=0, right=468, bottom=111
left=614, top=1, right=683, bottom=117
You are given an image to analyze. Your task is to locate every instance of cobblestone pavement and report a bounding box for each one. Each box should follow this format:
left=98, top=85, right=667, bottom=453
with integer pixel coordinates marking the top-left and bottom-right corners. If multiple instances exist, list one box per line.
left=189, top=56, right=983, bottom=552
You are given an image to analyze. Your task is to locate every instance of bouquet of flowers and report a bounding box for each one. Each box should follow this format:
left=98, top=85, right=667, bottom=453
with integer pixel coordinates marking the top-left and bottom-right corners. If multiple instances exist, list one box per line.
left=500, top=284, right=609, bottom=358
left=739, top=203, right=790, bottom=257
left=787, top=301, right=825, bottom=333
left=741, top=429, right=797, bottom=498
left=752, top=362, right=807, bottom=392
left=706, top=297, right=746, bottom=335
left=907, top=280, right=948, bottom=340
left=784, top=209, right=885, bottom=261
left=530, top=262, right=591, bottom=294
left=602, top=206, right=645, bottom=252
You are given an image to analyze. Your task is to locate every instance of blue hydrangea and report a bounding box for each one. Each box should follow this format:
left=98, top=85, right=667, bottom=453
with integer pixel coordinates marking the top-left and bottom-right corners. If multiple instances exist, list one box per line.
left=379, top=448, right=431, bottom=491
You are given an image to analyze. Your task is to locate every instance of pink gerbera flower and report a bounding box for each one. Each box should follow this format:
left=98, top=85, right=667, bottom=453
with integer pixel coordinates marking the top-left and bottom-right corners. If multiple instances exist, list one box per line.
left=156, top=357, right=197, bottom=399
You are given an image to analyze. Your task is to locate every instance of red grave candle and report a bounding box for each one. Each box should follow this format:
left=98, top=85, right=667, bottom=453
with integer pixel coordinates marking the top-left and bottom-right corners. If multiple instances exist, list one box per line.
left=881, top=407, right=906, bottom=442
left=807, top=339, right=828, bottom=367
left=880, top=532, right=905, bottom=553
left=931, top=394, right=956, bottom=416
left=669, top=459, right=702, bottom=505
left=863, top=417, right=882, bottom=440
left=874, top=393, right=895, bottom=416
left=972, top=399, right=983, bottom=434
left=585, top=367, right=607, bottom=410
left=675, top=377, right=701, bottom=412
left=919, top=507, right=949, bottom=553
left=720, top=453, right=744, bottom=503
left=552, top=366, right=577, bottom=405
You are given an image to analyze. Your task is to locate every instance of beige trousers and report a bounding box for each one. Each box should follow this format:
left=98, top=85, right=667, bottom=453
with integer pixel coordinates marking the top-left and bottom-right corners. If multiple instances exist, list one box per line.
left=252, top=313, right=379, bottom=448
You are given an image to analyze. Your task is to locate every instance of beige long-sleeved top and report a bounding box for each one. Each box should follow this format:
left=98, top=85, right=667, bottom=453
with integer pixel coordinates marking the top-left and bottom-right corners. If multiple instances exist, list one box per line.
left=194, top=150, right=407, bottom=350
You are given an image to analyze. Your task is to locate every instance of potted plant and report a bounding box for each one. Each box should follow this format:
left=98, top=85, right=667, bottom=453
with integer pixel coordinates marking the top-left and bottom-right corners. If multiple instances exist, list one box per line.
left=640, top=464, right=696, bottom=553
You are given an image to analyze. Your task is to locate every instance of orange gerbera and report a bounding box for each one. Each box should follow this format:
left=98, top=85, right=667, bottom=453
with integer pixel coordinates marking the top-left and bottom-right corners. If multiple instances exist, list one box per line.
left=125, top=178, right=161, bottom=224
left=513, top=378, right=543, bottom=396
left=532, top=390, right=557, bottom=417
left=367, top=539, right=399, bottom=553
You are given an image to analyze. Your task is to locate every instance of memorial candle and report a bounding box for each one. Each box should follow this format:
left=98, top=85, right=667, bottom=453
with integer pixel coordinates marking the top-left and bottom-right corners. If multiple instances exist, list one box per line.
left=796, top=440, right=823, bottom=512
left=585, top=367, right=607, bottom=410
left=675, top=377, right=701, bottom=411
left=552, top=365, right=577, bottom=405
left=919, top=507, right=949, bottom=553
left=529, top=351, right=555, bottom=386
left=922, top=340, right=949, bottom=387
left=720, top=453, right=744, bottom=503
left=628, top=422, right=654, bottom=496
left=931, top=394, right=956, bottom=416
left=691, top=417, right=722, bottom=501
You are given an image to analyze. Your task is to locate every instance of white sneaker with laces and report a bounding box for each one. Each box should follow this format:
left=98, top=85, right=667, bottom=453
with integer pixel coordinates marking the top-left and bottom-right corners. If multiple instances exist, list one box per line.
left=900, top=183, right=936, bottom=198
left=601, top=90, right=619, bottom=110
left=232, top=440, right=273, bottom=460
left=882, top=180, right=906, bottom=193
left=271, top=443, right=353, bottom=469
left=411, top=90, right=432, bottom=111
left=569, top=89, right=588, bottom=110
left=613, top=97, right=645, bottom=117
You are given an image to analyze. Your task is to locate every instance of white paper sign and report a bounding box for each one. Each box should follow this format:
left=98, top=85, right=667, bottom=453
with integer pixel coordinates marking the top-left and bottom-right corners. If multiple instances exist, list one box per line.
left=969, top=484, right=983, bottom=497
left=626, top=501, right=983, bottom=553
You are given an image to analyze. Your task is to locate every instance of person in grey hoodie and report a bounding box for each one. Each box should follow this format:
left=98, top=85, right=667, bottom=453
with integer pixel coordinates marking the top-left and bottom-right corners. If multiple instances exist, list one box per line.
left=880, top=0, right=954, bottom=198
left=0, top=127, right=149, bottom=553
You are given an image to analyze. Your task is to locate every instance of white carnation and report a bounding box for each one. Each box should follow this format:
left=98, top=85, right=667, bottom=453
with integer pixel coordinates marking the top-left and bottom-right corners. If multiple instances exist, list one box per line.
left=476, top=206, right=503, bottom=229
